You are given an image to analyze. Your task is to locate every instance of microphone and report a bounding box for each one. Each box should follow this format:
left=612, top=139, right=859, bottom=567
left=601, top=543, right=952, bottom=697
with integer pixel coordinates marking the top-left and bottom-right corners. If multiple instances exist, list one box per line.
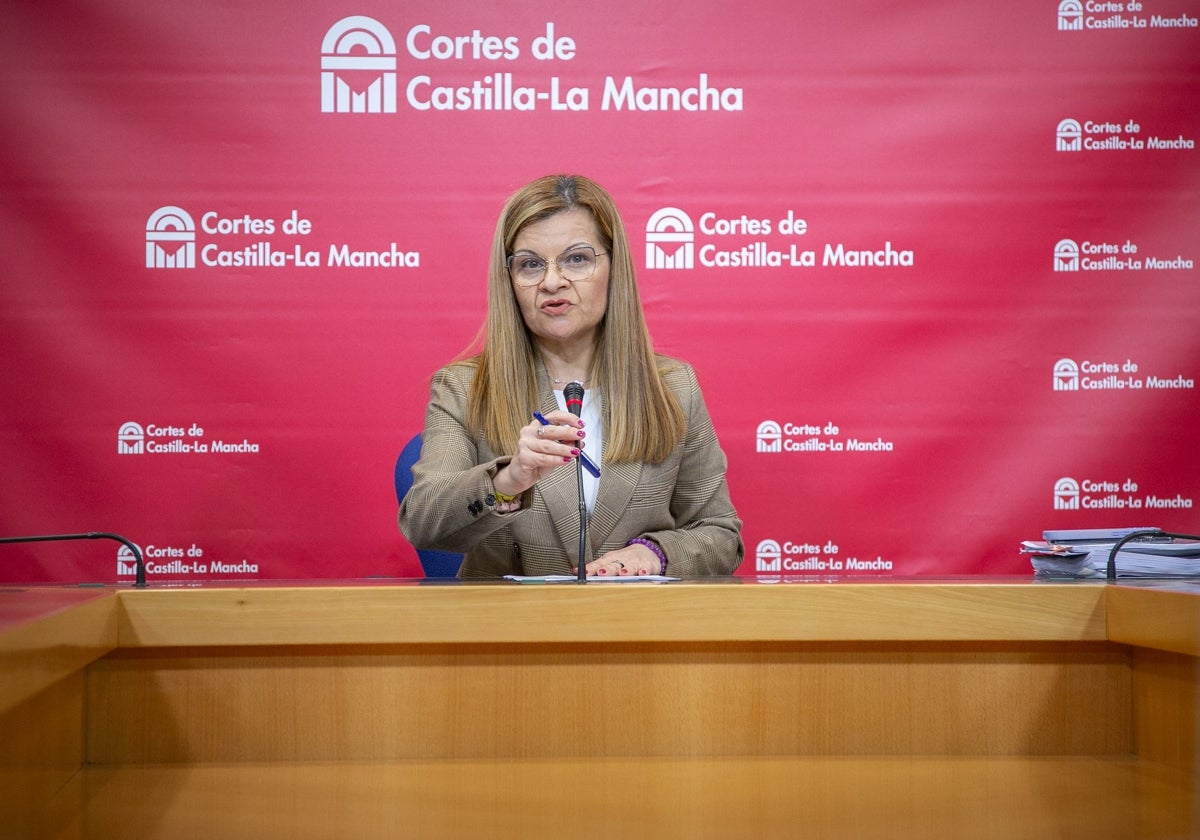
left=564, top=381, right=584, bottom=418
left=0, top=532, right=147, bottom=587
left=563, top=381, right=588, bottom=583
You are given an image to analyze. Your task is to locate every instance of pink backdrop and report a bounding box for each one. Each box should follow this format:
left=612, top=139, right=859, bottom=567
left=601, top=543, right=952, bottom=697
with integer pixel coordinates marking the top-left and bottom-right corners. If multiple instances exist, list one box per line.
left=2, top=1, right=1197, bottom=582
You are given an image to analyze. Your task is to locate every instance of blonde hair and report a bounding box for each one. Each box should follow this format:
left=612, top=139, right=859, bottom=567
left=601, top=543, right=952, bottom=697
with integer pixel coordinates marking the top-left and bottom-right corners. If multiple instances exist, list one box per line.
left=465, top=175, right=685, bottom=464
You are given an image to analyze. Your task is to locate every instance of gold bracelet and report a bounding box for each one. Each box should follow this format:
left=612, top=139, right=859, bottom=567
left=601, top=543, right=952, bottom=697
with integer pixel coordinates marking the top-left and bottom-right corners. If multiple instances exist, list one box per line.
left=493, top=490, right=517, bottom=504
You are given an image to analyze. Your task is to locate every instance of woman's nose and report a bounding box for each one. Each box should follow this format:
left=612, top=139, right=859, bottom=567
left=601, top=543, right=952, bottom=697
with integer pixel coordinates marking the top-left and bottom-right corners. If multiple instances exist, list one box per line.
left=538, top=261, right=572, bottom=289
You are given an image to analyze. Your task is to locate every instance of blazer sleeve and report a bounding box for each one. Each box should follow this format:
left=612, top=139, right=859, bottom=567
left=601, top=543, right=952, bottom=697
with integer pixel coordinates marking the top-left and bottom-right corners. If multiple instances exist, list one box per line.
left=396, top=364, right=519, bottom=554
left=639, top=363, right=744, bottom=576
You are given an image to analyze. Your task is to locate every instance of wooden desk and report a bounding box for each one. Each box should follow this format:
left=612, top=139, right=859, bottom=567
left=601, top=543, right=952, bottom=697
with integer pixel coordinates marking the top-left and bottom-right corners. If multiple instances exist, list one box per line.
left=2, top=579, right=1196, bottom=838
left=0, top=586, right=116, bottom=714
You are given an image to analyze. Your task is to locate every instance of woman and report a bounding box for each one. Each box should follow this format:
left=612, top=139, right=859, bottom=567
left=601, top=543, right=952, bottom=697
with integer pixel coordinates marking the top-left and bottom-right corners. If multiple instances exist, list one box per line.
left=398, top=174, right=742, bottom=577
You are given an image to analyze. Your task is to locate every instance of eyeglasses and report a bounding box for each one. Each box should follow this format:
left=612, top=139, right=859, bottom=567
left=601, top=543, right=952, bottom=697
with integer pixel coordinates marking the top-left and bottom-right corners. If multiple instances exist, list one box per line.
left=506, top=245, right=607, bottom=287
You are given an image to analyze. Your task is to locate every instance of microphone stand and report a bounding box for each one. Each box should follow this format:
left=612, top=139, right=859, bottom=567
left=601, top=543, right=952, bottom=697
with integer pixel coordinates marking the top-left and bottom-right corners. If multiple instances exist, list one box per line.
left=0, top=531, right=147, bottom=587
left=575, top=455, right=587, bottom=584
left=562, top=380, right=589, bottom=584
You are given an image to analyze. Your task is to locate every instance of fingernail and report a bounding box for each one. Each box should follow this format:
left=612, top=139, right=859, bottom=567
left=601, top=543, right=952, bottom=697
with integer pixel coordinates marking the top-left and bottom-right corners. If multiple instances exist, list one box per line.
left=570, top=448, right=580, bottom=456
left=576, top=430, right=585, bottom=438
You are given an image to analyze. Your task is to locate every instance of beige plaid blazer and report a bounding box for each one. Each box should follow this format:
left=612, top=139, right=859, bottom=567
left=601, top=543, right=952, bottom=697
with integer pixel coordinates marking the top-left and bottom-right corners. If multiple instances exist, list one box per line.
left=398, top=357, right=743, bottom=578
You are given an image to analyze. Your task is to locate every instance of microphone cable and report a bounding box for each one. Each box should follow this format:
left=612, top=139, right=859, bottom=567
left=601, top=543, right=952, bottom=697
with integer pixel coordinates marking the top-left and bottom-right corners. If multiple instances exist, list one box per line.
left=0, top=532, right=147, bottom=587
left=1106, top=528, right=1200, bottom=581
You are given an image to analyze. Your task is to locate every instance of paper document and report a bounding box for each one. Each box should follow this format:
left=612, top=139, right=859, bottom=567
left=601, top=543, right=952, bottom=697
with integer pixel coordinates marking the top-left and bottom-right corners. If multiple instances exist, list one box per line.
left=1023, top=538, right=1200, bottom=578
left=503, top=574, right=679, bottom=583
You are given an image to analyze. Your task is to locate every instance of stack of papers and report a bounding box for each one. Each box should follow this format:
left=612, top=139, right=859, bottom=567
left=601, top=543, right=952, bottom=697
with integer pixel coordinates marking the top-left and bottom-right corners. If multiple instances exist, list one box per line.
left=1022, top=527, right=1200, bottom=578
left=504, top=574, right=679, bottom=583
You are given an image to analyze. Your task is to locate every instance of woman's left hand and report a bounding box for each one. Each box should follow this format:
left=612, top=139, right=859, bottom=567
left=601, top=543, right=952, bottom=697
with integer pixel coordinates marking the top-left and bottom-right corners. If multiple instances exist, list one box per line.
left=583, top=543, right=663, bottom=577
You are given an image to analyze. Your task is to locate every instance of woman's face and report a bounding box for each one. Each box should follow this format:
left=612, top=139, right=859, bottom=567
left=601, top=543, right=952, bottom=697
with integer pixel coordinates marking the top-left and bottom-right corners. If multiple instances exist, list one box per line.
left=508, top=207, right=610, bottom=354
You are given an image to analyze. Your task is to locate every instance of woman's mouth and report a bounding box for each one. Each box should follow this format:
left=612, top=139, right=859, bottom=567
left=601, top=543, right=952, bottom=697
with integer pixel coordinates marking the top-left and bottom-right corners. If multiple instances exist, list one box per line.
left=540, top=298, right=572, bottom=315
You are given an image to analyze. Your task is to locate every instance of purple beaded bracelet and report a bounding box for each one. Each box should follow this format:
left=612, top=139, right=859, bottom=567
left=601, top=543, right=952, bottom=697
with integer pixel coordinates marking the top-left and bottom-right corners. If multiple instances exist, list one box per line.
left=627, top=538, right=667, bottom=574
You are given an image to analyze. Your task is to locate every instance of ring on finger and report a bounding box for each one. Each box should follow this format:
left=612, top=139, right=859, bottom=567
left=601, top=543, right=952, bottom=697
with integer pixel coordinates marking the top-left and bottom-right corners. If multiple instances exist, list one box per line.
left=536, top=427, right=543, bottom=438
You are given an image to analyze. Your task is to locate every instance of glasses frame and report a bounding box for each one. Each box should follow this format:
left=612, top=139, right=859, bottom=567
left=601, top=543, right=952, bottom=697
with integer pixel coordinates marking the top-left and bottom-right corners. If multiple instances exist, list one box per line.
left=506, top=245, right=608, bottom=287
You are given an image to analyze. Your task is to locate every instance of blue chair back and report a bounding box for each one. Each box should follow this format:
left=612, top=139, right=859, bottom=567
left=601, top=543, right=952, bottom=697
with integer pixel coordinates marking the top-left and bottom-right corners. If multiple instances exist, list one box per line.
left=394, top=434, right=463, bottom=578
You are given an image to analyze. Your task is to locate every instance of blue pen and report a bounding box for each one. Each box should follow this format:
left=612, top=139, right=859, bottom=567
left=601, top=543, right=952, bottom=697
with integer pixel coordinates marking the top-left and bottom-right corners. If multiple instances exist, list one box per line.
left=534, top=412, right=600, bottom=478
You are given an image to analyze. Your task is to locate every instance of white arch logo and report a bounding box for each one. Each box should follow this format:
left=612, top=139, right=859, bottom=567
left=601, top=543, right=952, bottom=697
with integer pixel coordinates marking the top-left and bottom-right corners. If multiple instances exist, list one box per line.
left=1054, top=477, right=1081, bottom=510
left=1053, top=359, right=1080, bottom=391
left=117, top=544, right=143, bottom=577
left=1054, top=239, right=1080, bottom=272
left=118, top=422, right=145, bottom=454
left=321, top=16, right=397, bottom=114
left=146, top=206, right=195, bottom=269
left=1058, top=0, right=1084, bottom=30
left=756, top=420, right=782, bottom=453
left=1056, top=119, right=1082, bottom=152
left=645, top=207, right=694, bottom=269
left=756, top=539, right=782, bottom=573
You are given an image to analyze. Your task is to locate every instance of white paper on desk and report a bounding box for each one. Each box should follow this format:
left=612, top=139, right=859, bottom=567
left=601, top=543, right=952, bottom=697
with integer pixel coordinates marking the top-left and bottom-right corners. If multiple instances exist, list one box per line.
left=503, top=574, right=679, bottom=583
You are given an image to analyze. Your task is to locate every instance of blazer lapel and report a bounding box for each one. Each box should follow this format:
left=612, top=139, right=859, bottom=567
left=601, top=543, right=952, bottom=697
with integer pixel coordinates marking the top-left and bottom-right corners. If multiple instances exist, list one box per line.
left=588, top=460, right=642, bottom=551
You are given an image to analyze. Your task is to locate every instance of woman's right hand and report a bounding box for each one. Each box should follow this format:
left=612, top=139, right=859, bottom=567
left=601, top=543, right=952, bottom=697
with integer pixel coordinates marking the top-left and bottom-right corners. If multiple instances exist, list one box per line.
left=493, top=410, right=586, bottom=497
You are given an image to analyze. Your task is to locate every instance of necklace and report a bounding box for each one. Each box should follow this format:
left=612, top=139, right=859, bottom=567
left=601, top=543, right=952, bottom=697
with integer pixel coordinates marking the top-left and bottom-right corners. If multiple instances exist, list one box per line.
left=550, top=376, right=590, bottom=388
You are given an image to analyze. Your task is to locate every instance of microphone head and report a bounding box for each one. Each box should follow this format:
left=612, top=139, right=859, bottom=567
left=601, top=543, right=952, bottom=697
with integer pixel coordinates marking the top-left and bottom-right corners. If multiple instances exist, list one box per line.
left=563, top=380, right=585, bottom=417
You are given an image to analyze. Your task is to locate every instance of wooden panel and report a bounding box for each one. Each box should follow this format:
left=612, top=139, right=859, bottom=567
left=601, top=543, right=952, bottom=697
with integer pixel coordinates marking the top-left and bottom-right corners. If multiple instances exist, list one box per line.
left=0, top=589, right=109, bottom=838
left=115, top=581, right=1108, bottom=647
left=0, top=587, right=116, bottom=714
left=86, top=641, right=1130, bottom=763
left=1132, top=647, right=1199, bottom=776
left=1106, top=584, right=1200, bottom=778
left=0, top=671, right=89, bottom=840
left=50, top=756, right=1197, bottom=840
left=1107, top=584, right=1200, bottom=656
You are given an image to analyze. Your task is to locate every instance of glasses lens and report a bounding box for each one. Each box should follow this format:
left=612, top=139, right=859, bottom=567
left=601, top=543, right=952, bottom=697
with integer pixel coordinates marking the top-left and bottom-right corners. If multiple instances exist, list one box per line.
left=558, top=248, right=596, bottom=281
left=510, top=255, right=547, bottom=285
